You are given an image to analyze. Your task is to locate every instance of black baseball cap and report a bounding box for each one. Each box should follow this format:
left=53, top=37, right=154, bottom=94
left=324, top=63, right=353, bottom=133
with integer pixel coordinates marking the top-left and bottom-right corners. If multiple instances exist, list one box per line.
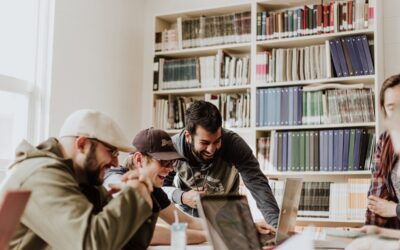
left=132, top=127, right=183, bottom=161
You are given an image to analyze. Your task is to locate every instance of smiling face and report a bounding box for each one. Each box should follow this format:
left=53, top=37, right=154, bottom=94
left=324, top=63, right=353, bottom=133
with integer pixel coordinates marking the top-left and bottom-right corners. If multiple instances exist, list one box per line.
left=384, top=85, right=400, bottom=118
left=185, top=126, right=222, bottom=161
left=78, top=137, right=119, bottom=186
left=133, top=153, right=174, bottom=188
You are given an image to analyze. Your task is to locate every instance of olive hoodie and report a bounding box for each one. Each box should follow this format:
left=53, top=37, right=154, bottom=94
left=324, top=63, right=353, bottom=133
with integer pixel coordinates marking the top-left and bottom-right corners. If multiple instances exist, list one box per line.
left=0, top=138, right=154, bottom=250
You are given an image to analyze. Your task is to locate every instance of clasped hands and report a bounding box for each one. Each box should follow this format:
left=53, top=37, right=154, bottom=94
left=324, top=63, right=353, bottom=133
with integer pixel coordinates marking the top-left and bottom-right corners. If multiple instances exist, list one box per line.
left=109, top=169, right=154, bottom=208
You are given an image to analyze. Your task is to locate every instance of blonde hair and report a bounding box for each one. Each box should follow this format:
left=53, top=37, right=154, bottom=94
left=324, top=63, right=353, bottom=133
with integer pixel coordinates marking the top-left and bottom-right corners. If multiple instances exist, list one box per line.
left=124, top=153, right=152, bottom=170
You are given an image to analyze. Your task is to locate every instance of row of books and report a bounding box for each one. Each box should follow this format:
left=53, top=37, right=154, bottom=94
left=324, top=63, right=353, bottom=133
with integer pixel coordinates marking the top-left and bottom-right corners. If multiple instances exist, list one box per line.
left=205, top=92, right=251, bottom=128
left=256, top=44, right=327, bottom=84
left=329, top=35, right=374, bottom=78
left=256, top=0, right=375, bottom=41
left=155, top=11, right=251, bottom=51
left=257, top=128, right=376, bottom=173
left=256, top=85, right=375, bottom=127
left=153, top=93, right=251, bottom=130
left=269, top=179, right=369, bottom=221
left=153, top=52, right=250, bottom=91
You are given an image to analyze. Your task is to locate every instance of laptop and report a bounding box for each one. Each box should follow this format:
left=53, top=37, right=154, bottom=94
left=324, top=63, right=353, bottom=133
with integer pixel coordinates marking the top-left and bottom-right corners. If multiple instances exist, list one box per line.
left=197, top=178, right=303, bottom=250
left=0, top=190, right=31, bottom=250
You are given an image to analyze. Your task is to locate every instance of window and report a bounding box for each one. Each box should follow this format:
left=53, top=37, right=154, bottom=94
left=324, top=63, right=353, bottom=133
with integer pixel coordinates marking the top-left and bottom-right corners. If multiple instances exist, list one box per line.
left=0, top=0, right=54, bottom=168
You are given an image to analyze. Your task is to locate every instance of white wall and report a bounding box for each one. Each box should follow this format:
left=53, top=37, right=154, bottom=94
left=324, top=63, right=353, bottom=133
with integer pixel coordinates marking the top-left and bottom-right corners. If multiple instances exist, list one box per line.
left=50, top=0, right=145, bottom=141
left=383, top=0, right=400, bottom=78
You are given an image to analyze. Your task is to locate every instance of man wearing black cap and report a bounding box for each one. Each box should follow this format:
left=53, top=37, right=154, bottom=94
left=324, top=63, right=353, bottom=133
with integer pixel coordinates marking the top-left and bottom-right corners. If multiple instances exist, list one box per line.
left=104, top=127, right=206, bottom=247
left=163, top=100, right=280, bottom=229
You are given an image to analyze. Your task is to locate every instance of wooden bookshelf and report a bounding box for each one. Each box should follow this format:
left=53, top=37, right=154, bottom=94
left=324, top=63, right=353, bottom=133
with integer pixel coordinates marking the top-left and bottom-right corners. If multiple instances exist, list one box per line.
left=155, top=42, right=251, bottom=57
left=296, top=217, right=364, bottom=227
left=154, top=85, right=250, bottom=96
left=255, top=75, right=375, bottom=88
left=256, top=122, right=376, bottom=131
left=151, top=0, right=382, bottom=227
left=256, top=29, right=374, bottom=49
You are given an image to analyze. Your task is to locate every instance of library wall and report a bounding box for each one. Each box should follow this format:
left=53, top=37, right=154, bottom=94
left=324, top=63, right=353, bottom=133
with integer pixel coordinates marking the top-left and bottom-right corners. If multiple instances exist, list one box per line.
left=142, top=0, right=399, bottom=130
left=49, top=0, right=145, bottom=141
left=141, top=0, right=253, bottom=128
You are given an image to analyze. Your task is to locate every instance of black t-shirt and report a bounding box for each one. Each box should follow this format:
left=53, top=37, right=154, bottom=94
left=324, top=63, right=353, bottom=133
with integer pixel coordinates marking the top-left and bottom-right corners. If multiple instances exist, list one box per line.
left=152, top=187, right=171, bottom=210
left=104, top=166, right=171, bottom=210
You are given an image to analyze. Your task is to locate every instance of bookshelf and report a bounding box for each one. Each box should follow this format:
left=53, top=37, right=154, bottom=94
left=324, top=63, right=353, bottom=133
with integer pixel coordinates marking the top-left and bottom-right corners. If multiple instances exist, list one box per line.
left=151, top=0, right=382, bottom=227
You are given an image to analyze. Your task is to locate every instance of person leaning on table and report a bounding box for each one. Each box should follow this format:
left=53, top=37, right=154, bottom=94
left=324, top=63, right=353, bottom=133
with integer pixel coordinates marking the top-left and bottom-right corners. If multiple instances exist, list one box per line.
left=0, top=109, right=154, bottom=250
left=162, top=100, right=279, bottom=233
left=104, top=127, right=206, bottom=247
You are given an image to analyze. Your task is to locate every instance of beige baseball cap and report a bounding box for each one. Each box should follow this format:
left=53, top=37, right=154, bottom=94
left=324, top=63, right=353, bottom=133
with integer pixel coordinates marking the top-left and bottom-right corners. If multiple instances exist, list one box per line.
left=59, top=109, right=136, bottom=153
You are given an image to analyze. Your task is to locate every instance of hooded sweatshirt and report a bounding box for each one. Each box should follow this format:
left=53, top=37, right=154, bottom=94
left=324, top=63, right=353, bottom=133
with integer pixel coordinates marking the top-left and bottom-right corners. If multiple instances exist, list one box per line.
left=0, top=138, right=154, bottom=250
left=162, top=129, right=280, bottom=226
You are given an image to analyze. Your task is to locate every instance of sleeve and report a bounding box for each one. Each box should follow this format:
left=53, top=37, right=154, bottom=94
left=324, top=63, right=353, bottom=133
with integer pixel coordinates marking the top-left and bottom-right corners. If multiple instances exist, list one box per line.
left=365, top=132, right=393, bottom=226
left=153, top=187, right=171, bottom=209
left=228, top=132, right=280, bottom=227
left=162, top=169, right=185, bottom=204
left=21, top=167, right=152, bottom=250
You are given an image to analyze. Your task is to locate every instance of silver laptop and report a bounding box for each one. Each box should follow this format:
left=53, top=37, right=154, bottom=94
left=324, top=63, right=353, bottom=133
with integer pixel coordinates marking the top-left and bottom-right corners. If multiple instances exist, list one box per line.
left=197, top=178, right=303, bottom=250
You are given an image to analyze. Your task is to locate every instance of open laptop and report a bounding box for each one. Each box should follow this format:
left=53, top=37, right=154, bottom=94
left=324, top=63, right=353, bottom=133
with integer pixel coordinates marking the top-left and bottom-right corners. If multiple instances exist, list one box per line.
left=0, top=190, right=31, bottom=250
left=197, top=178, right=303, bottom=250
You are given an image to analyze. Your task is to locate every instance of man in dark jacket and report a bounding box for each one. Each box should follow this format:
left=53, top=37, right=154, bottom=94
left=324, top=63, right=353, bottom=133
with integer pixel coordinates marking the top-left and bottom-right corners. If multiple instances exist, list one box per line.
left=163, top=100, right=280, bottom=228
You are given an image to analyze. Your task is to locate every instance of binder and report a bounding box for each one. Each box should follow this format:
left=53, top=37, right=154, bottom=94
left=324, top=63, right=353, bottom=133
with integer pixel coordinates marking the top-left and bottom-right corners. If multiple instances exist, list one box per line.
left=340, top=37, right=354, bottom=76
left=329, top=40, right=343, bottom=77
left=342, top=129, right=350, bottom=171
left=354, top=36, right=369, bottom=75
left=352, top=128, right=362, bottom=170
left=335, top=39, right=349, bottom=77
left=361, top=35, right=375, bottom=74
left=345, top=36, right=363, bottom=76
left=328, top=130, right=334, bottom=171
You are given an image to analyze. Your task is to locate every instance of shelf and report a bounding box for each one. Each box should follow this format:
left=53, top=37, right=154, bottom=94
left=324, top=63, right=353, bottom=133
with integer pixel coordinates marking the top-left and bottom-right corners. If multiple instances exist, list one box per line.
left=256, top=29, right=374, bottom=49
left=155, top=42, right=251, bottom=57
left=154, top=85, right=251, bottom=95
left=156, top=3, right=251, bottom=23
left=228, top=127, right=252, bottom=133
left=165, top=129, right=181, bottom=134
left=255, top=75, right=375, bottom=88
left=256, top=122, right=376, bottom=131
left=165, top=127, right=252, bottom=134
left=263, top=171, right=371, bottom=176
left=296, top=217, right=364, bottom=227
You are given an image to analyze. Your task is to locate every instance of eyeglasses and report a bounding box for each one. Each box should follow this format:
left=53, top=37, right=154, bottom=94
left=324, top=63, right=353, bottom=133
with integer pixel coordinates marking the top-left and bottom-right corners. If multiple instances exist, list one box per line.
left=90, top=138, right=119, bottom=158
left=159, top=159, right=176, bottom=168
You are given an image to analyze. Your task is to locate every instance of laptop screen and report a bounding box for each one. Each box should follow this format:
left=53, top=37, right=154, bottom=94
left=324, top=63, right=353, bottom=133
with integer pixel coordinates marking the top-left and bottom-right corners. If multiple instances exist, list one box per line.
left=198, top=195, right=262, bottom=250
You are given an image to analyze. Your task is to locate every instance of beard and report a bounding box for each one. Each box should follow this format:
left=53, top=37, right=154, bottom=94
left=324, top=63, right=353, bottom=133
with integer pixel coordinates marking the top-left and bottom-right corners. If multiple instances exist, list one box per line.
left=83, top=144, right=102, bottom=186
left=189, top=138, right=218, bottom=164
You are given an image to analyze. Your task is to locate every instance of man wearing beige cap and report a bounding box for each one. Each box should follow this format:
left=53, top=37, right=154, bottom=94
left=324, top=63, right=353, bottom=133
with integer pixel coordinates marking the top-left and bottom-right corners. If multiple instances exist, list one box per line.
left=104, top=127, right=206, bottom=248
left=0, top=109, right=154, bottom=250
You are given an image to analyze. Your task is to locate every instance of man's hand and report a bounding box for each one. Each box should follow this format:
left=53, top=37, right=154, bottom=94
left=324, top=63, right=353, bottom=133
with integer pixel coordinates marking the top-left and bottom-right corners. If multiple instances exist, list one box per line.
left=182, top=189, right=206, bottom=208
left=368, top=195, right=397, bottom=218
left=357, top=225, right=381, bottom=235
left=110, top=169, right=154, bottom=208
left=255, top=220, right=276, bottom=235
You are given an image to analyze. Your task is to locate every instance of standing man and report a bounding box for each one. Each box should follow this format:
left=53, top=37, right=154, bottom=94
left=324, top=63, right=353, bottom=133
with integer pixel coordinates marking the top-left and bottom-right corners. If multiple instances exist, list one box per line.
left=163, top=100, right=280, bottom=227
left=0, top=109, right=154, bottom=250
